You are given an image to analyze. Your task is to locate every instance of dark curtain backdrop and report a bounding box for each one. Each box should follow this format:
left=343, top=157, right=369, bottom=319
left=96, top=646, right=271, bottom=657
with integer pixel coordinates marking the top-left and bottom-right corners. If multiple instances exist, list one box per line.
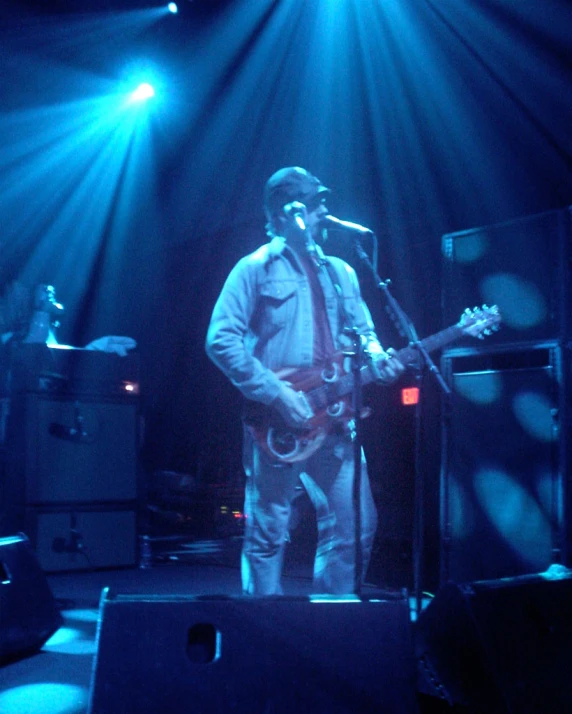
left=1, top=0, right=571, bottom=586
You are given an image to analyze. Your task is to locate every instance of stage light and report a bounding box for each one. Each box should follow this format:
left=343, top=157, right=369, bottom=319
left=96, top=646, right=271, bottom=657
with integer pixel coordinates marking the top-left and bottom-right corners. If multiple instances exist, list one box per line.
left=130, top=82, right=155, bottom=103
left=118, top=60, right=166, bottom=111
left=167, top=2, right=178, bottom=13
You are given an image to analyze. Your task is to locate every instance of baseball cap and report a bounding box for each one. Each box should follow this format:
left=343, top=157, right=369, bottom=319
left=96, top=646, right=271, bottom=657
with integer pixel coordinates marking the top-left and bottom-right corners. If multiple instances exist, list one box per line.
left=263, top=167, right=330, bottom=219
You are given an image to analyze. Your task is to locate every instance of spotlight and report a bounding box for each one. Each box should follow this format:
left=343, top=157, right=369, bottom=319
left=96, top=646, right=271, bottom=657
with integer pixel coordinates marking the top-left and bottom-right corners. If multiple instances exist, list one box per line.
left=167, top=2, right=178, bottom=12
left=130, top=83, right=155, bottom=103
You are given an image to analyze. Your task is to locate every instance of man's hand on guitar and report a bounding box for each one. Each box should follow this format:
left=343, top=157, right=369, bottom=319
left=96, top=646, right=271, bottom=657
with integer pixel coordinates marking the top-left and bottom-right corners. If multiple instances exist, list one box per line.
left=371, top=348, right=405, bottom=385
left=273, top=381, right=314, bottom=428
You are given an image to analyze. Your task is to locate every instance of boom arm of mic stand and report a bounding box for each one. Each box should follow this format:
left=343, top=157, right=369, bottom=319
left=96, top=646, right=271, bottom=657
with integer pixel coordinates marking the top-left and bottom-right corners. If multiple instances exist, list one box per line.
left=354, top=241, right=449, bottom=392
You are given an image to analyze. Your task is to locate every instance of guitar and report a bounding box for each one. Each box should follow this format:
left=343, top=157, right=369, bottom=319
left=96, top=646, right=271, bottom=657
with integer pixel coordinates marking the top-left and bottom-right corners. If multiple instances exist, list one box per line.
left=243, top=305, right=502, bottom=463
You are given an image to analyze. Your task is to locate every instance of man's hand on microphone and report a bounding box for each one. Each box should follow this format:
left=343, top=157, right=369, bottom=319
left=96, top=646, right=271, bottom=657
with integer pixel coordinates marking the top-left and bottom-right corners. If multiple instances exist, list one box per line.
left=371, top=347, right=405, bottom=385
left=273, top=381, right=314, bottom=428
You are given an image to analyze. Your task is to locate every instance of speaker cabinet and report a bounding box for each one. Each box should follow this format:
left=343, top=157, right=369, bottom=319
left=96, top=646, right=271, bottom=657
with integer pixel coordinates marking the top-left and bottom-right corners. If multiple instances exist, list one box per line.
left=440, top=345, right=569, bottom=584
left=414, top=573, right=572, bottom=714
left=89, top=591, right=418, bottom=714
left=442, top=206, right=571, bottom=345
left=24, top=506, right=137, bottom=572
left=0, top=533, right=62, bottom=663
left=6, top=394, right=138, bottom=505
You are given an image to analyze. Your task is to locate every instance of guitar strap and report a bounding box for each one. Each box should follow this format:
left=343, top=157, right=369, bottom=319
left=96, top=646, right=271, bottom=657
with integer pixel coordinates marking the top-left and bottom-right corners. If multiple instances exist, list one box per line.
left=284, top=241, right=351, bottom=348
left=321, top=257, right=352, bottom=338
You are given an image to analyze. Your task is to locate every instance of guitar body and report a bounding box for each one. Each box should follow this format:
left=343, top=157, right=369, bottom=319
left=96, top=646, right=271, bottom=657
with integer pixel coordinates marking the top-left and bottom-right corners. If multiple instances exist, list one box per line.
left=243, top=305, right=502, bottom=464
left=243, top=355, right=355, bottom=463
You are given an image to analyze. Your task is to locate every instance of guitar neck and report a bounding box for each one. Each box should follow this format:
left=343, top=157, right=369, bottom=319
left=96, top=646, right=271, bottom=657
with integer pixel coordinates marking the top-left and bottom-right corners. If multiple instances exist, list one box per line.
left=307, top=323, right=464, bottom=408
left=362, top=323, right=464, bottom=387
left=395, top=323, right=464, bottom=368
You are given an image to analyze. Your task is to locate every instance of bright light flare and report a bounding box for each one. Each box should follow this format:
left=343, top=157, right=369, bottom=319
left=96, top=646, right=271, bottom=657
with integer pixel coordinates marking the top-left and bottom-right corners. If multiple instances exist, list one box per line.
left=167, top=2, right=178, bottom=13
left=130, top=83, right=155, bottom=103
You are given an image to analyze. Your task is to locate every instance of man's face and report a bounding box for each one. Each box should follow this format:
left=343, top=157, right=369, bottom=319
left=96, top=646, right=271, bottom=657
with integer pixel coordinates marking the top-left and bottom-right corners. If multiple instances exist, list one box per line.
left=304, top=195, right=329, bottom=237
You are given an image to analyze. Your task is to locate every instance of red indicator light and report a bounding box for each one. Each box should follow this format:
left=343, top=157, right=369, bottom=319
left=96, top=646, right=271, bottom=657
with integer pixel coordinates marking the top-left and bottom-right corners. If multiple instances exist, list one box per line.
left=401, top=387, right=420, bottom=406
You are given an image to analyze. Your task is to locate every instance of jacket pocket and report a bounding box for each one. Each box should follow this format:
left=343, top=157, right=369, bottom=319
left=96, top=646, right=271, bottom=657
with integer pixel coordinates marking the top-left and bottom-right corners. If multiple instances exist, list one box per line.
left=257, top=279, right=297, bottom=328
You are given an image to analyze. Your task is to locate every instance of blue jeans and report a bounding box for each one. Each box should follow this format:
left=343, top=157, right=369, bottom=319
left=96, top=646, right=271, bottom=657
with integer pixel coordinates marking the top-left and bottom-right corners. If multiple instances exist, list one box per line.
left=241, top=429, right=378, bottom=595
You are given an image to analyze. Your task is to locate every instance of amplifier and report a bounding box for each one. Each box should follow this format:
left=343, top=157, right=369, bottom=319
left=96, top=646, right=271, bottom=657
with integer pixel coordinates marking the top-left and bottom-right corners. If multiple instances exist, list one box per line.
left=24, top=506, right=137, bottom=572
left=4, top=394, right=139, bottom=509
left=9, top=343, right=140, bottom=397
left=439, top=344, right=570, bottom=583
left=442, top=206, right=571, bottom=346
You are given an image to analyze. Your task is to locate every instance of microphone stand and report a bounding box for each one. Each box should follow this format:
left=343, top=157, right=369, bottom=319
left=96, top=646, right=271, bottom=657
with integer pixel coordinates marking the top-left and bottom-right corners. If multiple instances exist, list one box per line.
left=354, top=239, right=450, bottom=617
left=343, top=327, right=366, bottom=597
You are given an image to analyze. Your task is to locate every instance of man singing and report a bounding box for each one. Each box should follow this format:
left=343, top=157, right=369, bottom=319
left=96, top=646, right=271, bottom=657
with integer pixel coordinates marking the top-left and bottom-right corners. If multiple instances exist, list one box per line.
left=206, top=166, right=403, bottom=595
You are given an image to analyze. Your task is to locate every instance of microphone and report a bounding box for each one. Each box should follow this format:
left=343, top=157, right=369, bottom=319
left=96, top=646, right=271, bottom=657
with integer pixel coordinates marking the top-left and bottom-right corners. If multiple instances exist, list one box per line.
left=320, top=215, right=373, bottom=235
left=284, top=201, right=306, bottom=231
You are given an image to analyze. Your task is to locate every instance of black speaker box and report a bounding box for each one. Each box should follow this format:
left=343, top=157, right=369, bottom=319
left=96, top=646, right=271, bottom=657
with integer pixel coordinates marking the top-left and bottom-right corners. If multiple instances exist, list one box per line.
left=89, top=591, right=419, bottom=714
left=441, top=206, right=571, bottom=345
left=414, top=572, right=572, bottom=714
left=24, top=506, right=137, bottom=572
left=440, top=345, right=569, bottom=584
left=9, top=343, right=140, bottom=397
left=0, top=533, right=62, bottom=663
left=5, top=394, right=138, bottom=507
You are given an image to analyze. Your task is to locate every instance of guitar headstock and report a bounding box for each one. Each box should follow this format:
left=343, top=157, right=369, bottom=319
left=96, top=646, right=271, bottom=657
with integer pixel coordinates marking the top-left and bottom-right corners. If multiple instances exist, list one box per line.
left=458, top=304, right=502, bottom=340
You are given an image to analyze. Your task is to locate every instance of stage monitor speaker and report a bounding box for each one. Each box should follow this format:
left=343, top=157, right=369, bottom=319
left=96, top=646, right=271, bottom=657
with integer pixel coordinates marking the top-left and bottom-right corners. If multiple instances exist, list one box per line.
left=440, top=346, right=566, bottom=584
left=0, top=533, right=62, bottom=663
left=441, top=206, right=571, bottom=345
left=88, top=590, right=418, bottom=714
left=414, top=572, right=572, bottom=714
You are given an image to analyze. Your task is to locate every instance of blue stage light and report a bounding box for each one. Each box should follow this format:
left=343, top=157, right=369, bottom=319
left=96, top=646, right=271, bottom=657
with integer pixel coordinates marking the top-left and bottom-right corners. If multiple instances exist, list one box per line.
left=130, top=83, right=155, bottom=103
left=167, top=2, right=178, bottom=13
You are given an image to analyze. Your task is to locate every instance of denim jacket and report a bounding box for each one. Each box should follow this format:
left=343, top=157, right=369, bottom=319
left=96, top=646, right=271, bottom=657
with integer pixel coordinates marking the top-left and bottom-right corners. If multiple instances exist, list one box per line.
left=206, top=237, right=384, bottom=405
